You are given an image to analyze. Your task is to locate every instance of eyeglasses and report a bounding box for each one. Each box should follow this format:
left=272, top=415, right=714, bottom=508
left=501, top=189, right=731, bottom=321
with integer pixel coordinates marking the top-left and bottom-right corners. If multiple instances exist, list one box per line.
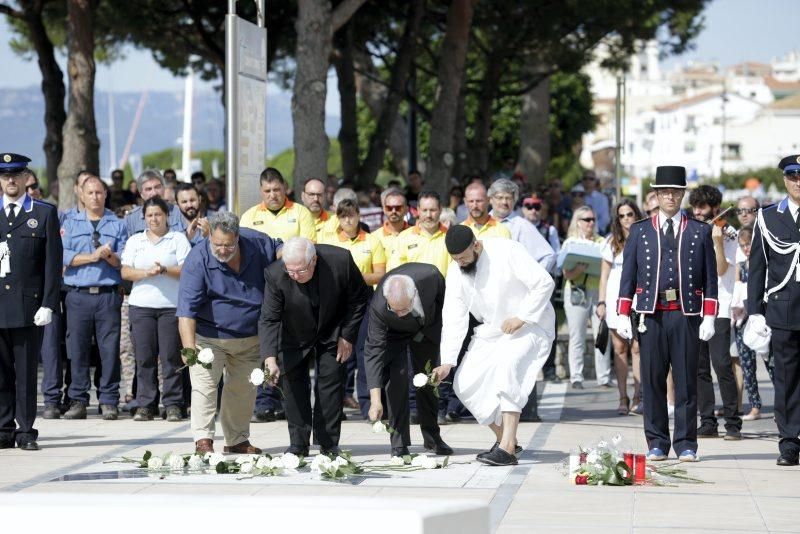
left=579, top=217, right=596, bottom=223
left=657, top=190, right=683, bottom=198
left=303, top=191, right=324, bottom=198
left=492, top=195, right=515, bottom=203
left=618, top=212, right=636, bottom=219
left=523, top=202, right=542, bottom=210
left=384, top=205, right=405, bottom=212
left=92, top=231, right=101, bottom=249
left=26, top=182, right=40, bottom=191
left=735, top=207, right=758, bottom=215
left=285, top=258, right=314, bottom=277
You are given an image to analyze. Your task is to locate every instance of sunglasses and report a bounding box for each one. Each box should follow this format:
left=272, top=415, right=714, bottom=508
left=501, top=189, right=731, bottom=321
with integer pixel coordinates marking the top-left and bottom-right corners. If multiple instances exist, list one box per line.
left=618, top=212, right=636, bottom=219
left=26, top=182, right=40, bottom=191
left=735, top=207, right=758, bottom=215
left=579, top=217, right=596, bottom=223
left=92, top=231, right=101, bottom=249
left=384, top=205, right=405, bottom=212
left=523, top=202, right=542, bottom=210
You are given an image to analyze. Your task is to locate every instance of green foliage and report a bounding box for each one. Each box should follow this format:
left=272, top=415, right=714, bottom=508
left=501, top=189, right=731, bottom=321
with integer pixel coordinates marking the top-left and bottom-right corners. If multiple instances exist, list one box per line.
left=267, top=140, right=343, bottom=187
left=141, top=149, right=225, bottom=180
left=718, top=167, right=784, bottom=191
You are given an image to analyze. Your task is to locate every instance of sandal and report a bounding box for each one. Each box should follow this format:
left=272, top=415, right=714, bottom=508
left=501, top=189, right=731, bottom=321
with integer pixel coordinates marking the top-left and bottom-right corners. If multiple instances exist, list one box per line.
left=617, top=396, right=630, bottom=416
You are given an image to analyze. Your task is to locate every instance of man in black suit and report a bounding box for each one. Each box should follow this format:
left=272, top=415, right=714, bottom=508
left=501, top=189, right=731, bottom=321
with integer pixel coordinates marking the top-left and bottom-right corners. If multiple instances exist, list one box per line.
left=747, top=154, right=800, bottom=466
left=0, top=153, right=62, bottom=451
left=260, top=237, right=371, bottom=456
left=364, top=263, right=454, bottom=457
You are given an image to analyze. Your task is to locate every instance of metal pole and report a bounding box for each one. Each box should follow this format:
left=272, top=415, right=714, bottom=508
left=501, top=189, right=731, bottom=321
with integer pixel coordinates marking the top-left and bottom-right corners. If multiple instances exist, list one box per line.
left=615, top=75, right=622, bottom=199
left=225, top=2, right=238, bottom=214
left=256, top=0, right=265, bottom=27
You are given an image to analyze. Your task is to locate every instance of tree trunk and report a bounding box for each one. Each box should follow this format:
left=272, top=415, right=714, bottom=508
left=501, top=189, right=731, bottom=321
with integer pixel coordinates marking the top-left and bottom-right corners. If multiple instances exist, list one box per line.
left=452, top=77, right=469, bottom=181
left=357, top=0, right=424, bottom=187
left=518, top=76, right=551, bottom=188
left=20, top=1, right=66, bottom=197
left=57, top=0, right=99, bottom=211
left=425, top=0, right=475, bottom=197
left=353, top=50, right=409, bottom=178
left=471, top=52, right=504, bottom=177
left=334, top=23, right=359, bottom=183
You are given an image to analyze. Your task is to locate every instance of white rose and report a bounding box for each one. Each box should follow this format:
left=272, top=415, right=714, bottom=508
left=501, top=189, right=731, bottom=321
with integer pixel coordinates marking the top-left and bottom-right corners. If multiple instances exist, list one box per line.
left=334, top=456, right=349, bottom=467
left=203, top=452, right=213, bottom=461
left=389, top=456, right=405, bottom=466
left=147, top=457, right=164, bottom=470
left=197, top=347, right=215, bottom=365
left=372, top=421, right=387, bottom=434
left=423, top=456, right=438, bottom=469
left=249, top=368, right=265, bottom=387
left=208, top=453, right=226, bottom=467
left=412, top=373, right=429, bottom=388
left=168, top=454, right=185, bottom=470
left=281, top=453, right=301, bottom=470
left=239, top=462, right=254, bottom=474
left=187, top=454, right=205, bottom=470
left=269, top=457, right=285, bottom=471
left=411, top=454, right=428, bottom=467
left=255, top=456, right=271, bottom=469
left=310, top=454, right=331, bottom=473
left=235, top=454, right=258, bottom=465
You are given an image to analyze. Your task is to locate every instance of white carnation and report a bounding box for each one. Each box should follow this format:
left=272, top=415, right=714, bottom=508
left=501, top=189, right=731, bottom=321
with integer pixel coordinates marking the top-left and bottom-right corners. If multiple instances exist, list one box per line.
left=168, top=454, right=185, bottom=470
left=197, top=347, right=215, bottom=365
left=249, top=368, right=265, bottom=386
left=187, top=454, right=205, bottom=470
left=268, top=457, right=285, bottom=473
left=310, top=454, right=331, bottom=473
left=239, top=462, right=254, bottom=474
left=411, top=454, right=429, bottom=467
left=281, top=453, right=301, bottom=469
left=389, top=456, right=405, bottom=466
left=255, top=456, right=271, bottom=469
left=147, top=457, right=164, bottom=470
left=334, top=456, right=349, bottom=467
left=235, top=454, right=258, bottom=465
left=412, top=373, right=429, bottom=388
left=372, top=421, right=387, bottom=434
left=207, top=453, right=226, bottom=467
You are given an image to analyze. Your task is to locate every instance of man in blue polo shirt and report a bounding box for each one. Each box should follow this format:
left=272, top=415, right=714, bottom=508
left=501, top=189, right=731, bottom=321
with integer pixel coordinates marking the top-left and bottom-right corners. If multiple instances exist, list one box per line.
left=177, top=211, right=281, bottom=454
left=124, top=169, right=184, bottom=237
left=61, top=175, right=128, bottom=420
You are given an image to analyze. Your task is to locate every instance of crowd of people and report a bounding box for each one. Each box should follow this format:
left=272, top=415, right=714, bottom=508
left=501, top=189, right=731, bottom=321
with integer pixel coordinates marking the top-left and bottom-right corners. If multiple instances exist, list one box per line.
left=1, top=150, right=797, bottom=467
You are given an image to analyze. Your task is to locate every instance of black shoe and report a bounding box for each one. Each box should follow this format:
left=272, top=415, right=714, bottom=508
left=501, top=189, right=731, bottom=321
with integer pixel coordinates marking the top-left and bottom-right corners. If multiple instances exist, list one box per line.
left=392, top=446, right=410, bottom=457
left=0, top=440, right=14, bottom=449
left=437, top=411, right=447, bottom=426
left=43, top=404, right=61, bottom=419
left=410, top=410, right=419, bottom=425
left=100, top=405, right=118, bottom=421
left=275, top=408, right=287, bottom=421
left=477, top=446, right=518, bottom=466
left=724, top=429, right=743, bottom=441
left=63, top=401, right=87, bottom=420
left=519, top=412, right=542, bottom=423
left=477, top=441, right=523, bottom=459
left=285, top=445, right=309, bottom=457
left=165, top=405, right=183, bottom=422
left=776, top=454, right=799, bottom=466
left=251, top=410, right=276, bottom=423
left=340, top=411, right=347, bottom=422
left=320, top=446, right=341, bottom=457
left=445, top=411, right=461, bottom=423
left=571, top=381, right=584, bottom=390
left=424, top=439, right=454, bottom=456
left=697, top=423, right=719, bottom=438
left=18, top=441, right=39, bottom=451
left=133, top=407, right=154, bottom=421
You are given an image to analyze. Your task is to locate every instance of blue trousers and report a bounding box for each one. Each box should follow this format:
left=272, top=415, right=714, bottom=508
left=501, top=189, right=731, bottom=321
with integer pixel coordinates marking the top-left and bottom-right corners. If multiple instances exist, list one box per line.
left=40, top=303, right=68, bottom=406
left=66, top=290, right=122, bottom=406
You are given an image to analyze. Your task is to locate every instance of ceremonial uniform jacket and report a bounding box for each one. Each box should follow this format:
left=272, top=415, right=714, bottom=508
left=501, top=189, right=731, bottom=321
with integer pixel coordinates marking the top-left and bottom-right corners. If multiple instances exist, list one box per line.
left=0, top=194, right=62, bottom=328
left=747, top=197, right=800, bottom=330
left=617, top=213, right=718, bottom=317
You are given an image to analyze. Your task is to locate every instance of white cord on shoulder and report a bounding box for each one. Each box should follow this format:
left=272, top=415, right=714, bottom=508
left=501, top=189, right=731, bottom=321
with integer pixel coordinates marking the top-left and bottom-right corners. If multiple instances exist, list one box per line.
left=756, top=207, right=800, bottom=299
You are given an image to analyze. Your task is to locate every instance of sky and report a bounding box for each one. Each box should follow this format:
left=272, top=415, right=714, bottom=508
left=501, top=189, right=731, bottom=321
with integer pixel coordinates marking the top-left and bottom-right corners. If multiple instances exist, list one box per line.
left=0, top=0, right=798, bottom=134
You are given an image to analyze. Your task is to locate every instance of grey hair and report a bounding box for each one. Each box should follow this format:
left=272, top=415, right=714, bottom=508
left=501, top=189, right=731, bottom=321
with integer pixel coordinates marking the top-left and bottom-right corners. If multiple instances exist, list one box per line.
left=136, top=169, right=165, bottom=192
left=208, top=211, right=240, bottom=236
left=282, top=236, right=316, bottom=264
left=487, top=178, right=519, bottom=203
left=332, top=187, right=357, bottom=210
left=439, top=207, right=457, bottom=227
left=380, top=187, right=406, bottom=207
left=382, top=274, right=416, bottom=301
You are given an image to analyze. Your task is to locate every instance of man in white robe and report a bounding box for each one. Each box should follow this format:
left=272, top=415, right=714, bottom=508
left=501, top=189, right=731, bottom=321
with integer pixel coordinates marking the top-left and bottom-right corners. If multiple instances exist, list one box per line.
left=432, top=225, right=555, bottom=466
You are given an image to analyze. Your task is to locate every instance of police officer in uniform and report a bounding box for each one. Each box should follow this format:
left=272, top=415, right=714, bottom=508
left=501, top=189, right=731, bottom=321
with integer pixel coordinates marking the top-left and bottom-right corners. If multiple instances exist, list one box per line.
left=0, top=153, right=62, bottom=450
left=616, top=166, right=718, bottom=463
left=746, top=155, right=800, bottom=466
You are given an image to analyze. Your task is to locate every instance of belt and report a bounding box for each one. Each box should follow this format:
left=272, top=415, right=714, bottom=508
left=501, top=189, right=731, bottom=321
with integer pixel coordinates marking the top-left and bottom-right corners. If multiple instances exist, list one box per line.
left=67, top=285, right=119, bottom=294
left=658, top=289, right=680, bottom=301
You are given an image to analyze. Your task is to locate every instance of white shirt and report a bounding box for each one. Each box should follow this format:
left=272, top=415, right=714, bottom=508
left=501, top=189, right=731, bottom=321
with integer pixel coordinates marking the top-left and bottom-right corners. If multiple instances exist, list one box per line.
left=716, top=235, right=739, bottom=319
left=121, top=230, right=192, bottom=308
left=493, top=210, right=556, bottom=273
left=658, top=210, right=682, bottom=237
left=3, top=193, right=27, bottom=218
left=788, top=197, right=800, bottom=223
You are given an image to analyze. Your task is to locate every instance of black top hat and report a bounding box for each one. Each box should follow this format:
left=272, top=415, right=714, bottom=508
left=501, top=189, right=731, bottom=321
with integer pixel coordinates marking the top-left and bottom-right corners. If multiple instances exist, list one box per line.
left=652, top=166, right=687, bottom=189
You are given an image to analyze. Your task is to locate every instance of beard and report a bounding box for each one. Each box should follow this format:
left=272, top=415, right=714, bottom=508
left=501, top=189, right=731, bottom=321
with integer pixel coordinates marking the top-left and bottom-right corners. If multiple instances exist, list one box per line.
left=210, top=246, right=237, bottom=264
left=459, top=257, right=478, bottom=274
left=181, top=207, right=198, bottom=220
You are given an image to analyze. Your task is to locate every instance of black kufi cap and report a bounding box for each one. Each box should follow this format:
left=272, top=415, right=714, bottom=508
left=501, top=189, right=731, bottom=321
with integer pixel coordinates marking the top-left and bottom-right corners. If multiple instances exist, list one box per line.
left=445, top=225, right=475, bottom=254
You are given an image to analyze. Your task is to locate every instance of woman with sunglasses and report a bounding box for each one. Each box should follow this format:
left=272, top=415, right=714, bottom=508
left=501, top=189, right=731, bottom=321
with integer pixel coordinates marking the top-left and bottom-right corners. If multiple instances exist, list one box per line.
left=521, top=194, right=560, bottom=256
left=598, top=199, right=643, bottom=415
left=562, top=206, right=610, bottom=389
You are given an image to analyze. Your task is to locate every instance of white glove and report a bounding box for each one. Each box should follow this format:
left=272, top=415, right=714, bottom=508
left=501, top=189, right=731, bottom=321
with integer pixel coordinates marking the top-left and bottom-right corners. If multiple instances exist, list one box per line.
left=698, top=315, right=716, bottom=342
left=742, top=314, right=771, bottom=353
left=616, top=316, right=633, bottom=340
left=33, top=307, right=53, bottom=327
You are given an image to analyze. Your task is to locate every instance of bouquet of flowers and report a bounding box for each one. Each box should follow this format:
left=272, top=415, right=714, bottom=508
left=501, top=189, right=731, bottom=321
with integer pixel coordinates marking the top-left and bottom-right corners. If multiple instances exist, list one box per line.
left=109, top=450, right=306, bottom=479
left=177, top=347, right=215, bottom=372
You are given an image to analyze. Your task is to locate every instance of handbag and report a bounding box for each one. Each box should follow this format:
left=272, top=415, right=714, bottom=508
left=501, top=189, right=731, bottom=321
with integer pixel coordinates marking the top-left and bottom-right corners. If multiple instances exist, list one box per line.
left=569, top=274, right=589, bottom=307
left=595, top=318, right=609, bottom=351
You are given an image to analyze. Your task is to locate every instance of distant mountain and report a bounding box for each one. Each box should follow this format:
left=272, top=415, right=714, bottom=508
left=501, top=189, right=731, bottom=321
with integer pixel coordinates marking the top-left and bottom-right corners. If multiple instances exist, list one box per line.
left=0, top=86, right=340, bottom=174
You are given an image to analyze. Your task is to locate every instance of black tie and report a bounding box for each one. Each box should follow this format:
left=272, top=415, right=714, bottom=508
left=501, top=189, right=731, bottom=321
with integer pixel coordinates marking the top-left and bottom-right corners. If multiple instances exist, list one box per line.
left=664, top=218, right=677, bottom=248
left=7, top=204, right=16, bottom=224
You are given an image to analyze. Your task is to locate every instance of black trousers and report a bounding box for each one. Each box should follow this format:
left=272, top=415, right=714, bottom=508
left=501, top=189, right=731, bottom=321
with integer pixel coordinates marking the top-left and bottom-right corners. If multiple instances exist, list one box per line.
left=697, top=318, right=742, bottom=431
left=282, top=342, right=346, bottom=450
left=639, top=311, right=700, bottom=455
left=0, top=326, right=43, bottom=446
left=771, top=328, right=800, bottom=457
left=128, top=306, right=183, bottom=410
left=385, top=336, right=442, bottom=450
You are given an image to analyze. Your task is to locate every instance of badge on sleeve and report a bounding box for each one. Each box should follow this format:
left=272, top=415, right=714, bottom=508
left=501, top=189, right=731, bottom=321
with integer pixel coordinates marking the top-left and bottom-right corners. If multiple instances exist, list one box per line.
left=27, top=219, right=39, bottom=229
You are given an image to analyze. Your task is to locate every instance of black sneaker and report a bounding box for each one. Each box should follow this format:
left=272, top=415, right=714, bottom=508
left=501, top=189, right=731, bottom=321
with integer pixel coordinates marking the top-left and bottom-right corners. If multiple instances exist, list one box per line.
left=477, top=442, right=524, bottom=458
left=571, top=381, right=584, bottom=390
left=133, top=407, right=154, bottom=421
left=43, top=404, right=61, bottom=419
left=445, top=411, right=461, bottom=423
left=724, top=428, right=743, bottom=441
left=165, top=406, right=183, bottom=422
left=392, top=446, right=410, bottom=458
left=477, top=446, right=518, bottom=466
left=437, top=411, right=447, bottom=426
left=100, top=405, right=118, bottom=421
left=251, top=410, right=276, bottom=423
left=63, top=401, right=87, bottom=420
left=697, top=422, right=720, bottom=438
left=423, top=439, right=454, bottom=456
left=275, top=408, right=287, bottom=421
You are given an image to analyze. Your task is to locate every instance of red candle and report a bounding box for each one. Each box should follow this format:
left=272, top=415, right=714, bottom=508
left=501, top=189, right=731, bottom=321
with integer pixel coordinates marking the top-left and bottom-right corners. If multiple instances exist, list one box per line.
left=634, top=454, right=647, bottom=484
left=623, top=452, right=634, bottom=478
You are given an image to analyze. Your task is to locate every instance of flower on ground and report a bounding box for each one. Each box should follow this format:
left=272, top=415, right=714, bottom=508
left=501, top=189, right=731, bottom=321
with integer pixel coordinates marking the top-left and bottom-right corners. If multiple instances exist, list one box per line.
left=168, top=454, right=185, bottom=470
left=411, top=454, right=437, bottom=469
left=412, top=373, right=429, bottom=388
left=207, top=453, right=226, bottom=467
left=240, top=462, right=254, bottom=474
left=249, top=368, right=265, bottom=387
left=310, top=454, right=332, bottom=474
left=611, top=434, right=623, bottom=446
left=269, top=457, right=285, bottom=472
left=255, top=456, right=271, bottom=469
left=147, top=457, right=164, bottom=470
left=333, top=456, right=349, bottom=468
left=281, top=453, right=301, bottom=469
left=197, top=348, right=215, bottom=365
left=389, top=456, right=405, bottom=466
left=187, top=455, right=205, bottom=470
left=235, top=454, right=258, bottom=465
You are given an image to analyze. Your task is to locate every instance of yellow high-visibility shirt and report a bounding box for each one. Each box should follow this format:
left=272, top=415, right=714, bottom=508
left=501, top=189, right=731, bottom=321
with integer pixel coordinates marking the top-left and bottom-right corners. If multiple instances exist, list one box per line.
left=240, top=199, right=317, bottom=242
left=372, top=220, right=410, bottom=271
left=311, top=210, right=332, bottom=238
left=461, top=216, right=511, bottom=239
left=319, top=228, right=386, bottom=276
left=392, top=223, right=451, bottom=276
